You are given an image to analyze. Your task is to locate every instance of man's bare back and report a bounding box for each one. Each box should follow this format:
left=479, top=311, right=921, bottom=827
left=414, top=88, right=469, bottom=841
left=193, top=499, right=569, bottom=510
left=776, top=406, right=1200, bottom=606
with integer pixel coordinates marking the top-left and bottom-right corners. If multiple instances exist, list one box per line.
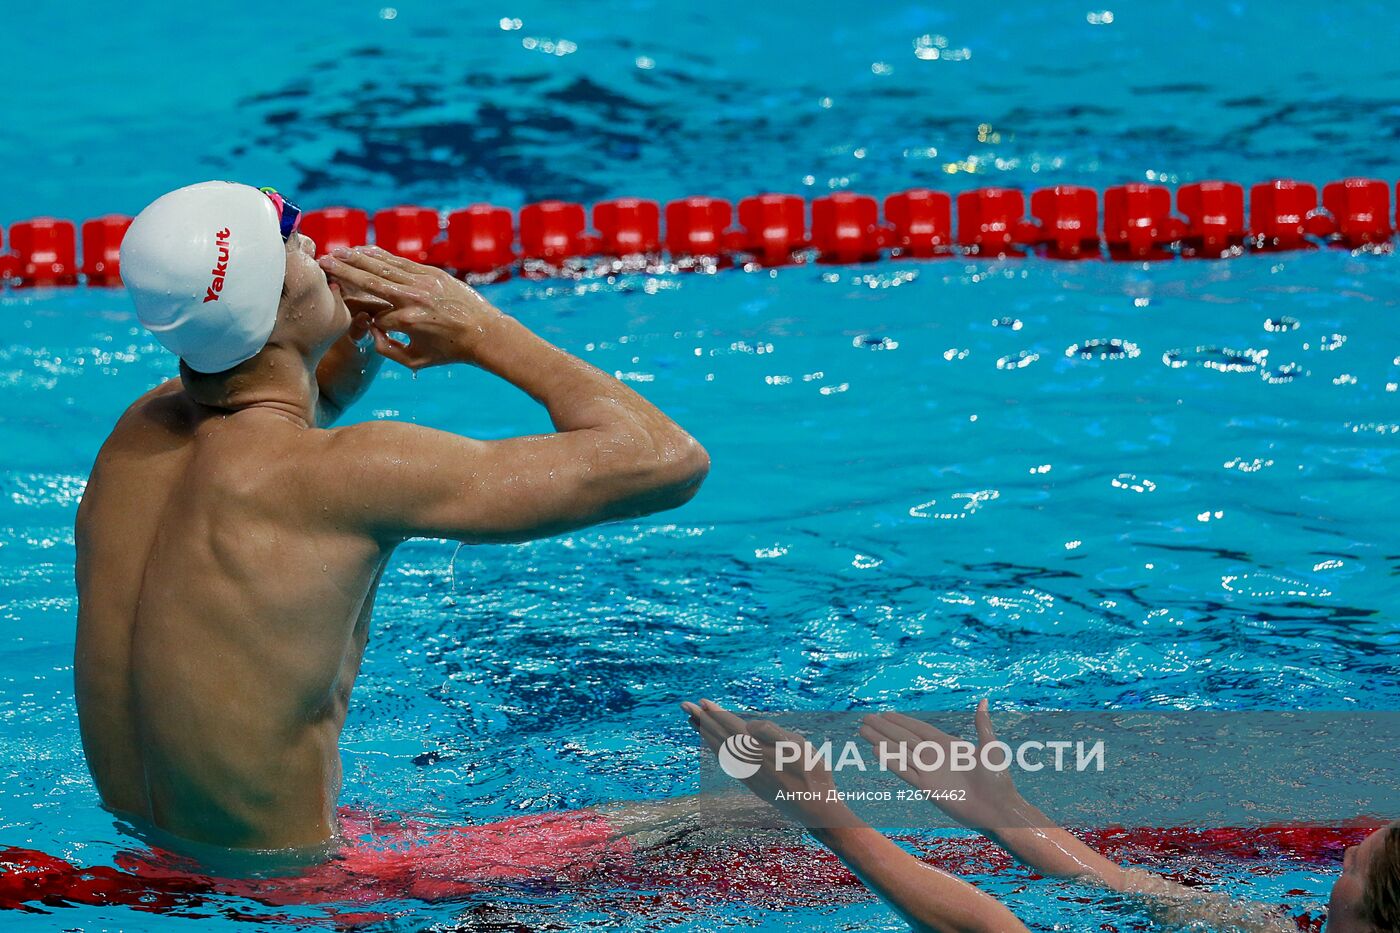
left=77, top=387, right=387, bottom=847
left=76, top=242, right=707, bottom=850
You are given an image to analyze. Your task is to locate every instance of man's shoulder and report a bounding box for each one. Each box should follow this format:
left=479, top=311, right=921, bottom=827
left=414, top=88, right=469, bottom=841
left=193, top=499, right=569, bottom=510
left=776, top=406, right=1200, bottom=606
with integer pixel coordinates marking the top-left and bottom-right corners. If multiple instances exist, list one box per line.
left=320, top=417, right=431, bottom=452
left=321, top=418, right=472, bottom=451
left=312, top=419, right=484, bottom=503
left=299, top=419, right=486, bottom=543
left=113, top=378, right=191, bottom=427
left=94, top=380, right=197, bottom=462
left=312, top=418, right=474, bottom=483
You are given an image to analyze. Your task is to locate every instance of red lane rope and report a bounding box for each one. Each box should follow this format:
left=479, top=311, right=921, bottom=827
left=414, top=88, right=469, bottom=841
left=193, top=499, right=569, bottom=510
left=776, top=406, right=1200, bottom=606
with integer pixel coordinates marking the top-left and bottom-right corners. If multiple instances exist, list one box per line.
left=0, top=823, right=1371, bottom=922
left=2, top=177, right=1393, bottom=288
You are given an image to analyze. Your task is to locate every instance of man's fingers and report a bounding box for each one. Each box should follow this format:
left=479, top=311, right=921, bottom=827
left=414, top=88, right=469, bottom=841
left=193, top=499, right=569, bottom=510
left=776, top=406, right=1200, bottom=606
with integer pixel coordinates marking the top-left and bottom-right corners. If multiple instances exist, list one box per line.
left=319, top=255, right=421, bottom=300
left=370, top=325, right=409, bottom=352
left=342, top=290, right=395, bottom=316
left=370, top=328, right=416, bottom=368
left=347, top=311, right=372, bottom=341
left=318, top=256, right=382, bottom=292
left=327, top=247, right=421, bottom=284
left=372, top=308, right=425, bottom=334
left=355, top=244, right=437, bottom=277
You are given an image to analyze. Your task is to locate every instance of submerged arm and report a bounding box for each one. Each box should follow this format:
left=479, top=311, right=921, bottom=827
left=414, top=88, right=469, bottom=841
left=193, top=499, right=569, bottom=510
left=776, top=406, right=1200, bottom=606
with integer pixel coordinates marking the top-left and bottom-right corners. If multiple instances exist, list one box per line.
left=685, top=701, right=1029, bottom=933
left=864, top=706, right=1296, bottom=933
left=992, top=812, right=1293, bottom=931
left=814, top=823, right=1031, bottom=933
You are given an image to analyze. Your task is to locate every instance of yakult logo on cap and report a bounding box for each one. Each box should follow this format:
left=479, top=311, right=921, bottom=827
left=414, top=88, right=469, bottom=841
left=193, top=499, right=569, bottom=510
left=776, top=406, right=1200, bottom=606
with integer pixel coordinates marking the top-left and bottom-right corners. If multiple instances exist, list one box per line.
left=203, top=227, right=232, bottom=303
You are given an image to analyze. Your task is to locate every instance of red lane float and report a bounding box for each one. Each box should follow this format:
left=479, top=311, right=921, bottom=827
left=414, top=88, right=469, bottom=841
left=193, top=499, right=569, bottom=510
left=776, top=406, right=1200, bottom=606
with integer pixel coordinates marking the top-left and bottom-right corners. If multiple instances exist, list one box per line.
left=10, top=218, right=78, bottom=287
left=446, top=205, right=514, bottom=277
left=664, top=196, right=733, bottom=262
left=1029, top=185, right=1099, bottom=259
left=300, top=207, right=369, bottom=258
left=1177, top=181, right=1245, bottom=258
left=0, top=227, right=11, bottom=283
left=13, top=176, right=1400, bottom=289
left=956, top=187, right=1031, bottom=257
left=80, top=215, right=132, bottom=286
left=884, top=189, right=951, bottom=258
left=737, top=193, right=806, bottom=265
left=519, top=200, right=595, bottom=265
left=373, top=206, right=441, bottom=265
left=1104, top=183, right=1182, bottom=260
left=1250, top=179, right=1328, bottom=251
left=811, top=193, right=881, bottom=264
left=1322, top=177, right=1391, bottom=249
left=593, top=197, right=661, bottom=259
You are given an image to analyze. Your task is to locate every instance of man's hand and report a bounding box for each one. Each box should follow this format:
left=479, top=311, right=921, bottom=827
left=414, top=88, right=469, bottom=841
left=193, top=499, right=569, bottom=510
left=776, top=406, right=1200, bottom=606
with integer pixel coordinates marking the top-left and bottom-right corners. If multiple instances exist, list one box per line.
left=318, top=245, right=504, bottom=370
left=860, top=700, right=1034, bottom=835
left=314, top=242, right=707, bottom=546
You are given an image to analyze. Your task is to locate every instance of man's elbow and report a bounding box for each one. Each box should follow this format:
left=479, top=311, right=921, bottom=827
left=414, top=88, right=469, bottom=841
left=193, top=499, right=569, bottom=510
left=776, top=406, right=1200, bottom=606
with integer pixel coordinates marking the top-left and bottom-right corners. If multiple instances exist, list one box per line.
left=651, top=432, right=710, bottom=507
left=595, top=424, right=710, bottom=515
left=616, top=428, right=708, bottom=512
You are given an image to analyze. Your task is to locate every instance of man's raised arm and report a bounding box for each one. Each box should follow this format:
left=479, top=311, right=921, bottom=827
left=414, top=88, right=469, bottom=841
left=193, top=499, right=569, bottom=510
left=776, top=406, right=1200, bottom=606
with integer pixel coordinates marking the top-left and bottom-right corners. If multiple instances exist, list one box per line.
left=315, top=246, right=709, bottom=545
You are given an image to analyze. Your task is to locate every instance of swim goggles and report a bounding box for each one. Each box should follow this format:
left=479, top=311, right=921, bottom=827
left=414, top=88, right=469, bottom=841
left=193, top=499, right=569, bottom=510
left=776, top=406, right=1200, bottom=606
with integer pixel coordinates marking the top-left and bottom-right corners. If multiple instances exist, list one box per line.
left=260, top=187, right=303, bottom=241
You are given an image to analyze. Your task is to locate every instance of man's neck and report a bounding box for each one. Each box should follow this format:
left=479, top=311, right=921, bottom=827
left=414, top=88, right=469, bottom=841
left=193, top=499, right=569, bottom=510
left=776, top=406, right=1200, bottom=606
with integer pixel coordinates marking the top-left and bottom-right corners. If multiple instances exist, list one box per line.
left=188, top=344, right=321, bottom=428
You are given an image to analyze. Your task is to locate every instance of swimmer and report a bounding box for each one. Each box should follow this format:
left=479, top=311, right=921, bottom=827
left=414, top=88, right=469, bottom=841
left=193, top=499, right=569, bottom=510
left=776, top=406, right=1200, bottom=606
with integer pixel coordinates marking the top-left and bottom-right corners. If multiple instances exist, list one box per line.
left=76, top=181, right=709, bottom=853
left=686, top=699, right=1399, bottom=932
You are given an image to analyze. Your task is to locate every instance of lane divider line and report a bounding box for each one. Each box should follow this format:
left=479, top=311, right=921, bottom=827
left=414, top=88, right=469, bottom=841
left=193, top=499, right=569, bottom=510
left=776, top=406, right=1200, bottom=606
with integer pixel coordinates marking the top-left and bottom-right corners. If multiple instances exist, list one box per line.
left=2, top=177, right=1393, bottom=288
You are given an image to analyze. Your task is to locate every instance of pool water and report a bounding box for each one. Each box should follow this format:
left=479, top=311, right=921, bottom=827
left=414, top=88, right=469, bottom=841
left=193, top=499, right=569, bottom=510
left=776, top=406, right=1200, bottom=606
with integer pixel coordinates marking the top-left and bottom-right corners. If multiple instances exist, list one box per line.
left=3, top=1, right=1399, bottom=930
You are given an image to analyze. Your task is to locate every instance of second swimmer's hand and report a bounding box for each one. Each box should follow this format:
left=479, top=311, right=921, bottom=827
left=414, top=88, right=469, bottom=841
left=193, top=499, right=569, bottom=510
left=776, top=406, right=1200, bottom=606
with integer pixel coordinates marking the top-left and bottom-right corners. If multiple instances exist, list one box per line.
left=318, top=245, right=504, bottom=370
left=860, top=700, right=1036, bottom=836
left=683, top=699, right=859, bottom=831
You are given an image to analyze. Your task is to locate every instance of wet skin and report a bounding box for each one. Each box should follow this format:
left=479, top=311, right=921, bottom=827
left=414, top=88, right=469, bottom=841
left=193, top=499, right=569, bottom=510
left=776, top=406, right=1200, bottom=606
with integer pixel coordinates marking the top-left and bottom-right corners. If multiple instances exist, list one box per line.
left=75, top=241, right=708, bottom=849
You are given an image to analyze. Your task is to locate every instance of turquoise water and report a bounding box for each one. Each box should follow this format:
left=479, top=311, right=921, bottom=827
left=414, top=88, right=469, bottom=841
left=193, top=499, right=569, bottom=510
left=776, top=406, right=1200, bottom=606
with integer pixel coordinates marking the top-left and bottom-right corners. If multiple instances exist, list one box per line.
left=3, top=1, right=1399, bottom=929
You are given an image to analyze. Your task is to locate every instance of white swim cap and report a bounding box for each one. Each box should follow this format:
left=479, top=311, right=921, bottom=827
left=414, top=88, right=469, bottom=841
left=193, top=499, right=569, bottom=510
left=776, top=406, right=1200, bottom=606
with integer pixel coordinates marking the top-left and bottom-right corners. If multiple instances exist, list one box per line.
left=121, top=181, right=286, bottom=373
